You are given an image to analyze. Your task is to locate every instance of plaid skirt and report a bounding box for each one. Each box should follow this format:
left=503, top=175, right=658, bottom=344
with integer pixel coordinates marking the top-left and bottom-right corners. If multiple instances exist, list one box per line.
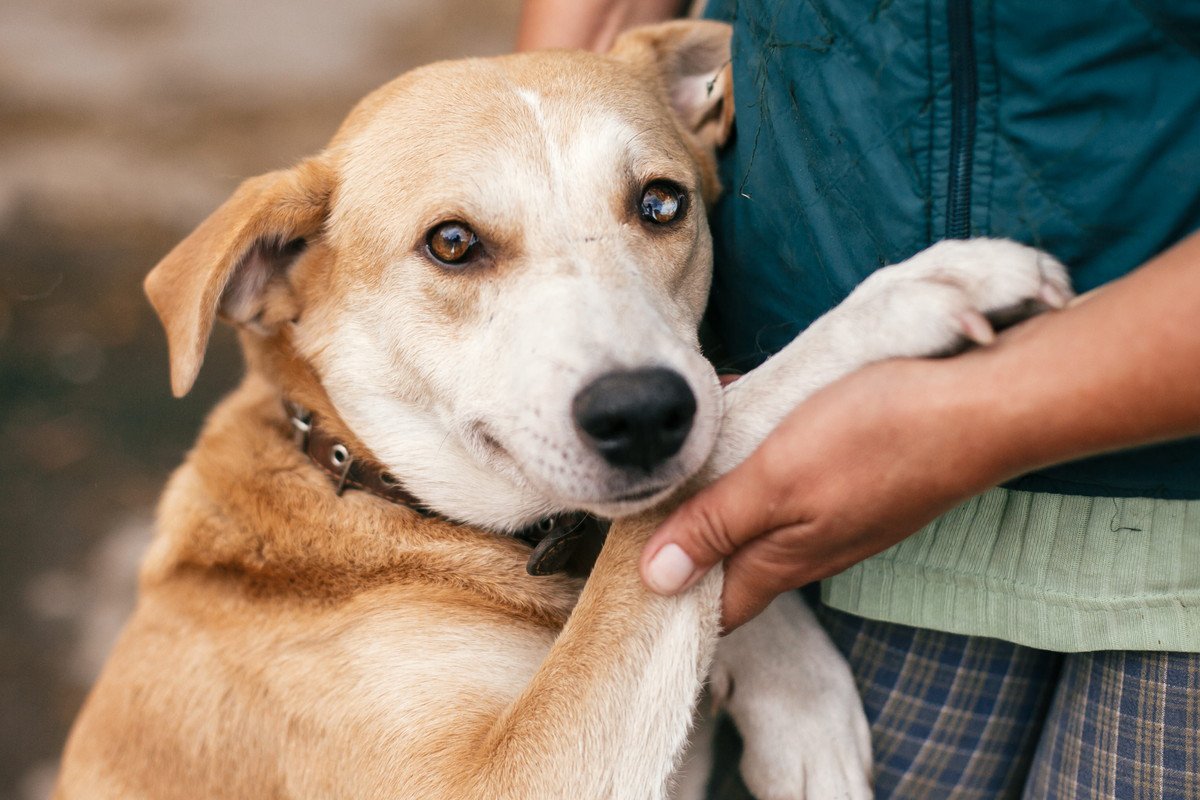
left=706, top=599, right=1200, bottom=800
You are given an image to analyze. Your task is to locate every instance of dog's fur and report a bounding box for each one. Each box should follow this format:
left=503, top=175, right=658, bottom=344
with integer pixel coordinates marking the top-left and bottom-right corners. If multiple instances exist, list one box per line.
left=55, top=21, right=1070, bottom=800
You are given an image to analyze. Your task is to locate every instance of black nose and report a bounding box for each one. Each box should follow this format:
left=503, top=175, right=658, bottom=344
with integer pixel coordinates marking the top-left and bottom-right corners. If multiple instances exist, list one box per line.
left=572, top=367, right=697, bottom=471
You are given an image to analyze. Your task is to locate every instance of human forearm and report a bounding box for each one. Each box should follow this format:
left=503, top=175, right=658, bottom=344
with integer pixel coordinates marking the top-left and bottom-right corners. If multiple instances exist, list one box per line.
left=516, top=0, right=686, bottom=52
left=945, top=231, right=1200, bottom=487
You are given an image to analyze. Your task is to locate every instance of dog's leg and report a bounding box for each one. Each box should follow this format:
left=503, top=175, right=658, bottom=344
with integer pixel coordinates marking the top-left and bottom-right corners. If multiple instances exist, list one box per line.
left=668, top=691, right=717, bottom=800
left=705, top=238, right=1070, bottom=799
left=714, top=239, right=1070, bottom=464
left=464, top=517, right=722, bottom=800
left=711, top=594, right=872, bottom=800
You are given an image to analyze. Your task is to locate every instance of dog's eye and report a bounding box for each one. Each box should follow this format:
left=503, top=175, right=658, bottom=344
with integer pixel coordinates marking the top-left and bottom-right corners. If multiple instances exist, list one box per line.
left=426, top=221, right=480, bottom=266
left=639, top=181, right=687, bottom=225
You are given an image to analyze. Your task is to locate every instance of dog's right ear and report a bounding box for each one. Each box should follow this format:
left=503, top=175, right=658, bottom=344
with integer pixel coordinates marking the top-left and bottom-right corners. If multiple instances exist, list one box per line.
left=145, top=158, right=334, bottom=397
left=610, top=20, right=735, bottom=151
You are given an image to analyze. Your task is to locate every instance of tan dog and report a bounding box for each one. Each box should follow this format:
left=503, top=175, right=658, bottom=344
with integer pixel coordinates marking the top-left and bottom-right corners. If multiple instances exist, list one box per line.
left=55, top=20, right=1070, bottom=800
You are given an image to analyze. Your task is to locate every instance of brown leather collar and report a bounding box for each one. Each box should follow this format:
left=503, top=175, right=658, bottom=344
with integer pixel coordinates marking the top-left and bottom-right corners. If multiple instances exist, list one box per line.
left=286, top=401, right=607, bottom=576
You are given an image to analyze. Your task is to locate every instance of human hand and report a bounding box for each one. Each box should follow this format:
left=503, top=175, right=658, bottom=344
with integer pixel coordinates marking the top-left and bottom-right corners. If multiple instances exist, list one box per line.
left=640, top=357, right=1003, bottom=630
left=640, top=231, right=1200, bottom=630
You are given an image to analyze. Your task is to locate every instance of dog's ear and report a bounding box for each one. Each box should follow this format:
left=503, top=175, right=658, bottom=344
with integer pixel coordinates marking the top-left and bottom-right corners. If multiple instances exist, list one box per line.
left=611, top=20, right=734, bottom=150
left=145, top=158, right=334, bottom=397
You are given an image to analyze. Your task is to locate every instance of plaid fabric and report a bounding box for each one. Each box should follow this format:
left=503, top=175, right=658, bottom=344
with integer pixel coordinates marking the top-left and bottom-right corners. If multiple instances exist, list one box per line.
left=816, top=604, right=1061, bottom=799
left=1024, top=651, right=1200, bottom=800
left=705, top=600, right=1200, bottom=800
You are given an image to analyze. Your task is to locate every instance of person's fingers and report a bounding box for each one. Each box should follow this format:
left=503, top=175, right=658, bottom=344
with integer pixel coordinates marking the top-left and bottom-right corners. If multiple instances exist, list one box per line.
left=717, top=525, right=806, bottom=629
left=640, top=455, right=784, bottom=596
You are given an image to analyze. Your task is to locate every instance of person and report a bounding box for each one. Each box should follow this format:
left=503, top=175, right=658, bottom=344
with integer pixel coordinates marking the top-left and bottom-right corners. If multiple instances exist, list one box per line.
left=518, top=2, right=1200, bottom=797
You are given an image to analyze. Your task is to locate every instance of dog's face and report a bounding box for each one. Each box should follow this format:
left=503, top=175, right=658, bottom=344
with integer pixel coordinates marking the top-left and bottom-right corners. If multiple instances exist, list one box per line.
left=145, top=22, right=734, bottom=531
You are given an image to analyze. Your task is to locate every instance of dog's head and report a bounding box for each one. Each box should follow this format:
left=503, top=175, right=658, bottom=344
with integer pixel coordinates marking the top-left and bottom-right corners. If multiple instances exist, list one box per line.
left=145, top=21, right=734, bottom=531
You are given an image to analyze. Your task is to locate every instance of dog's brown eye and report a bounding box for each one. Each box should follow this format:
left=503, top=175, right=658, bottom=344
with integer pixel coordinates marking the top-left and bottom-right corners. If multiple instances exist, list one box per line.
left=426, top=221, right=480, bottom=266
left=639, top=181, right=687, bottom=225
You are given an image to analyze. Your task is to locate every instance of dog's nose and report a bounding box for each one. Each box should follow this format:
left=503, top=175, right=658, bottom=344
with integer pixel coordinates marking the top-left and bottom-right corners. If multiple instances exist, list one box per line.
left=572, top=368, right=696, bottom=471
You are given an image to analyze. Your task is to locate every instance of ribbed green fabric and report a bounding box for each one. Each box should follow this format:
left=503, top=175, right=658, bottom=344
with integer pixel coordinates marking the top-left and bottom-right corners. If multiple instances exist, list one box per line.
left=821, top=488, right=1200, bottom=652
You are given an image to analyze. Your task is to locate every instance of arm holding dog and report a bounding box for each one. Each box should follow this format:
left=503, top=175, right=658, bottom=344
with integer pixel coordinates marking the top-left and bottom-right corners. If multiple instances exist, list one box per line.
left=645, top=230, right=1200, bottom=628
left=517, top=0, right=685, bottom=52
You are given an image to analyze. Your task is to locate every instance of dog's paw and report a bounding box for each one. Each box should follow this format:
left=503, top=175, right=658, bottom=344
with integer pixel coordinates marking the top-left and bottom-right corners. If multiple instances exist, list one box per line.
left=842, top=237, right=1073, bottom=359
left=713, top=594, right=872, bottom=800
left=725, top=674, right=872, bottom=800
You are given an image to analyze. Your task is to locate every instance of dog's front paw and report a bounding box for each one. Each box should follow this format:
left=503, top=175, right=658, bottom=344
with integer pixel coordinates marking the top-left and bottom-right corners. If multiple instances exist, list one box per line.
left=713, top=594, right=871, bottom=800
left=844, top=237, right=1073, bottom=359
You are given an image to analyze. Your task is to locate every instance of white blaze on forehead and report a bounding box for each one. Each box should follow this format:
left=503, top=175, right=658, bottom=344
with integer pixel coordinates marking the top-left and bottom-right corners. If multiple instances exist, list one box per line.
left=514, top=88, right=544, bottom=121
left=330, top=83, right=660, bottom=258
left=509, top=84, right=653, bottom=212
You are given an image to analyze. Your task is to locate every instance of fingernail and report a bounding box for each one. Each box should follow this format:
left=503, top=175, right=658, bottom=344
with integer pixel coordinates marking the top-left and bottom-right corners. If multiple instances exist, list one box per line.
left=1039, top=284, right=1068, bottom=309
left=644, top=543, right=696, bottom=595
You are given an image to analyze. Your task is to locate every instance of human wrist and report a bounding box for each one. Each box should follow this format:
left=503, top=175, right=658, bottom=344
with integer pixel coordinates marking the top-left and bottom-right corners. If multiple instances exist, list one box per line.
left=896, top=353, right=1027, bottom=496
left=926, top=323, right=1075, bottom=490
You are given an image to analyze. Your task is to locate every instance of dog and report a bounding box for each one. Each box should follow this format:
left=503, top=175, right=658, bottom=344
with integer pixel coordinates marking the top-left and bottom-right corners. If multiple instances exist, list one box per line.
left=55, top=20, right=1071, bottom=799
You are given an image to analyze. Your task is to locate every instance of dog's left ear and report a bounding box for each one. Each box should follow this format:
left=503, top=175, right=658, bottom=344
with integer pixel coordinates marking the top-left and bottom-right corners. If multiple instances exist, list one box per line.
left=145, top=157, right=334, bottom=397
left=611, top=20, right=734, bottom=150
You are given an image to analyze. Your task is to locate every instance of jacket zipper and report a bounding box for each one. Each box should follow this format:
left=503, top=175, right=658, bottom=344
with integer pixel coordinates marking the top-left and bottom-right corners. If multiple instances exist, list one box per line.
left=945, top=0, right=978, bottom=239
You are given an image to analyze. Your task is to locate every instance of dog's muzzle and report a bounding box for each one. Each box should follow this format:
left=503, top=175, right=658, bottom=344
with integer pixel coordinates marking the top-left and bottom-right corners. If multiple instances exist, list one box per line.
left=572, top=367, right=696, bottom=472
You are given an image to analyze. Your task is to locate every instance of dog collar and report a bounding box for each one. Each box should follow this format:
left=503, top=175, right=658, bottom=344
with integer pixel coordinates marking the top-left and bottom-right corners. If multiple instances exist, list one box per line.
left=285, top=401, right=606, bottom=576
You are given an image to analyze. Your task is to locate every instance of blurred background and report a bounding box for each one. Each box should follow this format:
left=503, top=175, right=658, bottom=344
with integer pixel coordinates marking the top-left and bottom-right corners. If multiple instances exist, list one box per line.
left=0, top=0, right=522, bottom=795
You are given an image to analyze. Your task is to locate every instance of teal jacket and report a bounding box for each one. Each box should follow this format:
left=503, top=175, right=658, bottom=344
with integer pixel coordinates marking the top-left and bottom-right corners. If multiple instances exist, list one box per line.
left=703, top=0, right=1200, bottom=499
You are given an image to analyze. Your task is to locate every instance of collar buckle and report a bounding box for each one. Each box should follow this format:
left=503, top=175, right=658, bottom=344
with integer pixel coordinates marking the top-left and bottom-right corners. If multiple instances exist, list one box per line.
left=287, top=403, right=313, bottom=449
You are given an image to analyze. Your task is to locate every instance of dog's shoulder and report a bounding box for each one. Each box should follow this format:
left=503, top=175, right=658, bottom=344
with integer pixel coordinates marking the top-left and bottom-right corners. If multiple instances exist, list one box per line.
left=57, top=375, right=585, bottom=797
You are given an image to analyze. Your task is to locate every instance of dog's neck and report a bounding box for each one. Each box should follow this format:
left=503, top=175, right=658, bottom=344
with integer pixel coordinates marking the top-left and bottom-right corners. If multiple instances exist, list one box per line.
left=141, top=375, right=587, bottom=627
left=285, top=399, right=606, bottom=576
left=237, top=329, right=608, bottom=576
